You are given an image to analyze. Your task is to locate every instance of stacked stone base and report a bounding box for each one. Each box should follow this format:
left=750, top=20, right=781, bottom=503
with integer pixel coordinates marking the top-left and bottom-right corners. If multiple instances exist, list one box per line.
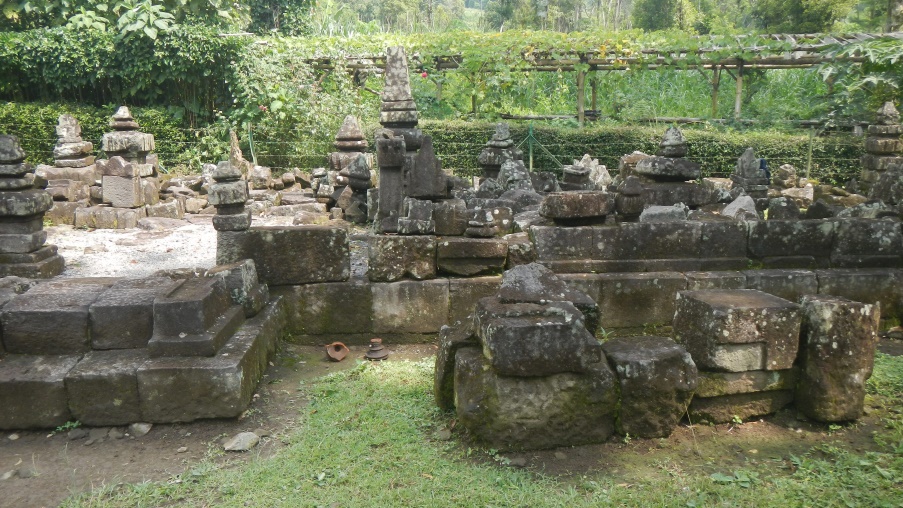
left=0, top=269, right=280, bottom=429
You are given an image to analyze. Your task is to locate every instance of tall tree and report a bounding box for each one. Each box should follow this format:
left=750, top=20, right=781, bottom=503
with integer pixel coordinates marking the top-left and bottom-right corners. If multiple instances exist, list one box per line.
left=751, top=0, right=858, bottom=32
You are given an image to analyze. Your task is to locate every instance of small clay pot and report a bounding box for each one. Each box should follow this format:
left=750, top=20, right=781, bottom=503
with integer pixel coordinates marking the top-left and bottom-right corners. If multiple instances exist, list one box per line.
left=325, top=342, right=350, bottom=362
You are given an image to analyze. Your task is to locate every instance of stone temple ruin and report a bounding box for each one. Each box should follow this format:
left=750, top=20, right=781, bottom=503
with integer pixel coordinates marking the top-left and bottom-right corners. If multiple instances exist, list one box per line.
left=0, top=50, right=899, bottom=455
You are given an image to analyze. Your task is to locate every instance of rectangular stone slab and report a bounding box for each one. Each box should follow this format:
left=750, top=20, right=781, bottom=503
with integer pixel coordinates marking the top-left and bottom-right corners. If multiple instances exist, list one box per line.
left=673, top=289, right=801, bottom=372
left=436, top=237, right=507, bottom=277
left=688, top=390, right=794, bottom=424
left=369, top=235, right=437, bottom=282
left=65, top=349, right=148, bottom=425
left=278, top=281, right=374, bottom=336
left=372, top=279, right=449, bottom=334
left=217, top=226, right=350, bottom=285
left=1, top=290, right=102, bottom=354
left=696, top=368, right=798, bottom=397
left=0, top=355, right=79, bottom=429
left=743, top=269, right=817, bottom=302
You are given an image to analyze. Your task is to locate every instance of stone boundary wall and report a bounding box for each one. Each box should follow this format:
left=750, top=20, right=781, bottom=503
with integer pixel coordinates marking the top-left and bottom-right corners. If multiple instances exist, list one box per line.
left=276, top=268, right=902, bottom=343
left=533, top=219, right=902, bottom=272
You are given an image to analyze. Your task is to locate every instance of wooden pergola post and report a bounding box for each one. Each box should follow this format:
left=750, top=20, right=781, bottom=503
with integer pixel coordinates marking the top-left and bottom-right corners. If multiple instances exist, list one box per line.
left=576, top=69, right=586, bottom=127
left=733, top=62, right=744, bottom=120
left=711, top=66, right=721, bottom=118
left=590, top=73, right=598, bottom=112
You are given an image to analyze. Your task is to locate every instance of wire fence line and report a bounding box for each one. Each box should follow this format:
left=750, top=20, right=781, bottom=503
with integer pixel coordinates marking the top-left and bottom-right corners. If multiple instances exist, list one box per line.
left=2, top=121, right=866, bottom=183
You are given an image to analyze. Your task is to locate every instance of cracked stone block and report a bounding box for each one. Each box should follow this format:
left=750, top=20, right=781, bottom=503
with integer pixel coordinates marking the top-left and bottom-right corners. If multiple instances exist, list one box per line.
left=474, top=297, right=602, bottom=377
left=369, top=235, right=436, bottom=282
left=673, top=289, right=801, bottom=372
left=796, top=295, right=880, bottom=422
left=0, top=355, right=80, bottom=429
left=436, top=237, right=507, bottom=276
left=453, top=347, right=617, bottom=450
left=743, top=269, right=818, bottom=302
left=65, top=349, right=148, bottom=425
left=602, top=336, right=698, bottom=438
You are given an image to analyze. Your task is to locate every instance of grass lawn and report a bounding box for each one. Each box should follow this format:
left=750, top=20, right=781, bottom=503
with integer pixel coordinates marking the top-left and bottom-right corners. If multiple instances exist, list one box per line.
left=64, top=353, right=903, bottom=508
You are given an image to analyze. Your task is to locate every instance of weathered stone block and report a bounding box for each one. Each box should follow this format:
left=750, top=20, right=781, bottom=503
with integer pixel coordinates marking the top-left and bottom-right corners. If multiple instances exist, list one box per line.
left=539, top=191, right=615, bottom=219
left=146, top=200, right=184, bottom=219
left=206, top=259, right=268, bottom=317
left=0, top=230, right=46, bottom=253
left=497, top=262, right=600, bottom=334
left=635, top=157, right=700, bottom=181
left=0, top=355, right=79, bottom=429
left=213, top=210, right=252, bottom=231
left=46, top=200, right=88, bottom=225
left=369, top=235, right=436, bottom=282
left=74, top=206, right=145, bottom=229
left=596, top=272, right=687, bottom=328
left=102, top=175, right=144, bottom=208
left=1, top=289, right=102, bottom=354
left=434, top=319, right=478, bottom=411
left=90, top=277, right=178, bottom=349
left=65, top=349, right=148, bottom=425
left=686, top=271, right=747, bottom=290
left=530, top=226, right=594, bottom=261
left=689, top=390, right=794, bottom=423
left=673, top=290, right=801, bottom=372
left=448, top=276, right=502, bottom=325
left=372, top=279, right=449, bottom=334
left=0, top=189, right=52, bottom=216
left=701, top=221, right=749, bottom=259
left=208, top=179, right=249, bottom=206
left=149, top=277, right=241, bottom=357
left=815, top=268, right=902, bottom=319
left=832, top=219, right=902, bottom=267
left=474, top=298, right=602, bottom=377
left=695, top=368, right=797, bottom=397
left=796, top=295, right=880, bottom=422
left=504, top=232, right=536, bottom=268
left=138, top=299, right=283, bottom=423
left=598, top=222, right=702, bottom=260
left=217, top=226, right=350, bottom=285
left=279, top=281, right=373, bottom=336
left=437, top=237, right=507, bottom=276
left=641, top=182, right=713, bottom=208
left=454, top=348, right=617, bottom=450
left=603, top=336, right=698, bottom=437
left=747, top=220, right=835, bottom=265
left=743, top=269, right=818, bottom=302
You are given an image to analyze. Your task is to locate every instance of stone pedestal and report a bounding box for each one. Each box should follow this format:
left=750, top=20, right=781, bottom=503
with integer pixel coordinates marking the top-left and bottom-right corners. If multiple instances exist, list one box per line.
left=861, top=102, right=903, bottom=194
left=478, top=123, right=522, bottom=180
left=0, top=135, right=65, bottom=277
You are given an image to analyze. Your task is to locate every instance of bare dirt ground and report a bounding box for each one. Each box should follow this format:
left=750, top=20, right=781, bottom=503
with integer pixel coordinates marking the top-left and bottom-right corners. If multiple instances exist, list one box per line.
left=2, top=339, right=900, bottom=508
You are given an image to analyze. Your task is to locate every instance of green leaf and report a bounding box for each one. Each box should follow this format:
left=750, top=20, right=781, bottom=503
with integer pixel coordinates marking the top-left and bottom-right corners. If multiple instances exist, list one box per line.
left=710, top=472, right=734, bottom=484
left=143, top=26, right=157, bottom=39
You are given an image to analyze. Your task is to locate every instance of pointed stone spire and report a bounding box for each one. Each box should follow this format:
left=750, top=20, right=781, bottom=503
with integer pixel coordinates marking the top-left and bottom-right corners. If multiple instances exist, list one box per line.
left=333, top=115, right=367, bottom=151
left=379, top=46, right=418, bottom=127
left=876, top=101, right=900, bottom=126
left=657, top=126, right=687, bottom=158
left=110, top=106, right=140, bottom=131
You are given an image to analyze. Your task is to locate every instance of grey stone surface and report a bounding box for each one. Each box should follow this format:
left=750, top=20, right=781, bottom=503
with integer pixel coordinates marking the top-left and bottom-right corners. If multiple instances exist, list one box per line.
left=454, top=348, right=617, bottom=450
left=437, top=237, right=507, bottom=276
left=743, top=269, right=818, bottom=302
left=673, top=289, right=801, bottom=372
left=278, top=281, right=373, bottom=336
left=1, top=289, right=101, bottom=354
left=90, top=278, right=179, bottom=349
left=372, top=279, right=449, bottom=334
left=695, top=368, right=798, bottom=397
left=539, top=191, right=615, bottom=220
left=65, top=349, right=148, bottom=425
left=434, top=319, right=478, bottom=411
left=217, top=226, right=350, bottom=285
left=796, top=295, right=880, bottom=422
left=474, top=298, right=602, bottom=377
left=689, top=390, right=794, bottom=424
left=0, top=354, right=80, bottom=429
left=602, top=336, right=698, bottom=437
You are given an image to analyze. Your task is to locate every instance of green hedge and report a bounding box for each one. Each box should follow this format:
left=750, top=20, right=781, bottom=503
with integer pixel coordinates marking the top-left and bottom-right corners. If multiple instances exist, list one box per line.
left=0, top=102, right=193, bottom=170
left=0, top=101, right=867, bottom=186
left=422, top=120, right=865, bottom=185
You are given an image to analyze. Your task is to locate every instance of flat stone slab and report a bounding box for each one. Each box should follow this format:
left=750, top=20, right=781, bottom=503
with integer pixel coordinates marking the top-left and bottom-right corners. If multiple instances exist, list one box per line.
left=1, top=289, right=103, bottom=354
left=635, top=156, right=700, bottom=181
left=539, top=191, right=615, bottom=219
left=689, top=390, right=794, bottom=424
left=89, top=278, right=179, bottom=349
left=436, top=237, right=507, bottom=277
left=695, top=368, right=798, bottom=398
left=369, top=235, right=436, bottom=282
left=602, top=336, right=697, bottom=438
left=673, top=289, right=801, bottom=372
left=0, top=355, right=80, bottom=429
left=65, top=349, right=148, bottom=425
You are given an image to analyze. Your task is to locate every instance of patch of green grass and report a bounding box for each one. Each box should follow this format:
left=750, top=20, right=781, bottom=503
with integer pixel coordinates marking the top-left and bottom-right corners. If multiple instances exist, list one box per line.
left=64, top=356, right=903, bottom=507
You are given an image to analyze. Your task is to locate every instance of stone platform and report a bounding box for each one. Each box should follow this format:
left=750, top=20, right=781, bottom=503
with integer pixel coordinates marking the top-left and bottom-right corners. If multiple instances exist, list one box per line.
left=0, top=270, right=282, bottom=429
